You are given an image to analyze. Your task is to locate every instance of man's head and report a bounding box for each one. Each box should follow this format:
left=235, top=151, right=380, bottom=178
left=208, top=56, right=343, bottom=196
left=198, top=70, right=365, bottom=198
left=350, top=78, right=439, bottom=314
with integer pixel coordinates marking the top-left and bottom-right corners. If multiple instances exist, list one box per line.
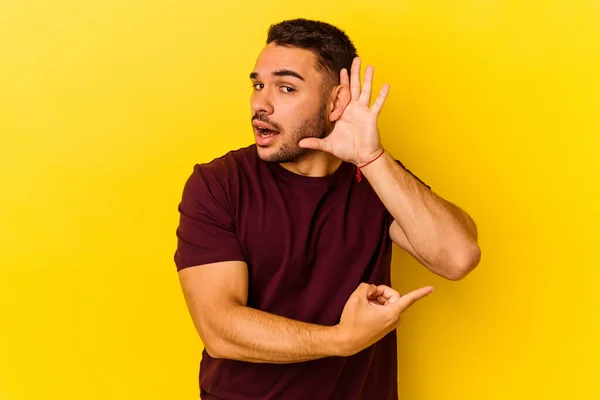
left=250, top=19, right=357, bottom=163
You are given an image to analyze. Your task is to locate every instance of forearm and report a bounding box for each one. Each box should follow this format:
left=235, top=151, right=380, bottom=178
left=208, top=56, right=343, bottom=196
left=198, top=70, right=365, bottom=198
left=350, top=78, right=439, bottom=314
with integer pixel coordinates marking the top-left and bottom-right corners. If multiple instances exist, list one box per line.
left=361, top=151, right=480, bottom=268
left=205, top=304, right=343, bottom=364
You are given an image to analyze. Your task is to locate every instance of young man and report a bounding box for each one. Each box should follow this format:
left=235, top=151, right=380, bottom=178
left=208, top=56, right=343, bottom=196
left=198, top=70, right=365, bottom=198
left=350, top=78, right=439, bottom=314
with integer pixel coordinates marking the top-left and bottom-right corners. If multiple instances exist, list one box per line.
left=174, top=18, right=480, bottom=400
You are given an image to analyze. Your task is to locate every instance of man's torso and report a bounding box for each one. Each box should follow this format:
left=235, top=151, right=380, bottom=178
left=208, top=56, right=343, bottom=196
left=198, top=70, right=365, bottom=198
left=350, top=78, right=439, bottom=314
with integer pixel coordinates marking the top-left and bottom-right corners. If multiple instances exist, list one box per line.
left=179, top=145, right=399, bottom=400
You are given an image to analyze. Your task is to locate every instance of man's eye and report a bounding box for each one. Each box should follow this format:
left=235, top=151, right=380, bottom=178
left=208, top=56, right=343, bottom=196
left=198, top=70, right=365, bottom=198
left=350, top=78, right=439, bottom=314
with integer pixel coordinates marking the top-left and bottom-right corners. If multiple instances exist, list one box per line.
left=281, top=86, right=295, bottom=93
left=252, top=83, right=264, bottom=90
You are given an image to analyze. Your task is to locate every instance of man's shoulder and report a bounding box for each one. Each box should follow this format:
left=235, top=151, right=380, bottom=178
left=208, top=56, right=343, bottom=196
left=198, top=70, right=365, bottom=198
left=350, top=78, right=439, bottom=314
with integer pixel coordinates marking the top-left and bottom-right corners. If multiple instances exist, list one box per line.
left=180, top=145, right=258, bottom=211
left=191, top=144, right=258, bottom=180
left=197, top=143, right=256, bottom=169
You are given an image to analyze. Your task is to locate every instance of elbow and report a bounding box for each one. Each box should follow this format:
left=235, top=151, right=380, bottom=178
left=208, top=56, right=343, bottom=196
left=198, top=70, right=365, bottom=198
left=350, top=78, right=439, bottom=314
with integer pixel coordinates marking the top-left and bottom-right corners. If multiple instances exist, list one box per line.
left=194, top=318, right=230, bottom=359
left=194, top=305, right=240, bottom=360
left=204, top=343, right=224, bottom=359
left=203, top=335, right=229, bottom=359
left=444, top=242, right=481, bottom=281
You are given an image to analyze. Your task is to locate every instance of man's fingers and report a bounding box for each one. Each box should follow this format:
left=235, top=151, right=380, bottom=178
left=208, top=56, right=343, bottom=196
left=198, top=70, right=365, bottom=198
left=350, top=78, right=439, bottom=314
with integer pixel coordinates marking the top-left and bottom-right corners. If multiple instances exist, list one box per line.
left=359, top=283, right=433, bottom=309
left=367, top=291, right=388, bottom=306
left=353, top=282, right=374, bottom=297
left=367, top=285, right=385, bottom=298
left=395, top=286, right=435, bottom=311
left=376, top=285, right=401, bottom=303
left=371, top=83, right=390, bottom=115
left=350, top=57, right=361, bottom=102
left=359, top=65, right=374, bottom=106
left=357, top=283, right=387, bottom=306
left=340, top=68, right=350, bottom=88
left=366, top=284, right=380, bottom=299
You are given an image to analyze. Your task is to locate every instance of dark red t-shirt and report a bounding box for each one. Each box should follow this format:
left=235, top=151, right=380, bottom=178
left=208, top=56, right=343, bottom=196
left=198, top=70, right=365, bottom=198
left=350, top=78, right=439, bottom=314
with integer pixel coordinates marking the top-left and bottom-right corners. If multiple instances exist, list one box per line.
left=174, top=144, right=427, bottom=400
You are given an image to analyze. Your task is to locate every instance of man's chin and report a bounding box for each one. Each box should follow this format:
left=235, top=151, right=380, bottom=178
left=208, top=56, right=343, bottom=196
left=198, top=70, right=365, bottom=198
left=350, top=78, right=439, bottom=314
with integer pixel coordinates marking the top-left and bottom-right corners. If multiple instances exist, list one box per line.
left=255, top=145, right=280, bottom=163
left=256, top=144, right=308, bottom=164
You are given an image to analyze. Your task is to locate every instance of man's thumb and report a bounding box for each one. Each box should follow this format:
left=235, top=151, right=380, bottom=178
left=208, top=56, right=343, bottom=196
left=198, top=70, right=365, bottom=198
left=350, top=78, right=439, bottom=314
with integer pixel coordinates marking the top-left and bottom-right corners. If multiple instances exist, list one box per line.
left=298, top=137, right=325, bottom=151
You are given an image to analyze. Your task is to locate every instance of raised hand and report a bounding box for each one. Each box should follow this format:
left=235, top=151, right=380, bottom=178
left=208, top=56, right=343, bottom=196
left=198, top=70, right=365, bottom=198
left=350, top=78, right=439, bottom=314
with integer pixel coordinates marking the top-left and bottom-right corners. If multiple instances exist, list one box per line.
left=298, top=57, right=391, bottom=166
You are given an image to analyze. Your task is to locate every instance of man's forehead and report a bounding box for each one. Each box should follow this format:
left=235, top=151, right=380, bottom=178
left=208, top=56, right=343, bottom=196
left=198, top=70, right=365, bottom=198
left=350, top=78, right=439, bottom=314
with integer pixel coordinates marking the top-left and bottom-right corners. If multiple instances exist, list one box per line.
left=253, top=44, right=319, bottom=78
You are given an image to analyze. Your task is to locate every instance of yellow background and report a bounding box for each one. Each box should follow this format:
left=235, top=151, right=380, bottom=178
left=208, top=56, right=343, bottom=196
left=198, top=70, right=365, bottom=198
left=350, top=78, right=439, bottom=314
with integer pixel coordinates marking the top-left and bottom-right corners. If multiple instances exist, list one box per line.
left=1, top=1, right=598, bottom=399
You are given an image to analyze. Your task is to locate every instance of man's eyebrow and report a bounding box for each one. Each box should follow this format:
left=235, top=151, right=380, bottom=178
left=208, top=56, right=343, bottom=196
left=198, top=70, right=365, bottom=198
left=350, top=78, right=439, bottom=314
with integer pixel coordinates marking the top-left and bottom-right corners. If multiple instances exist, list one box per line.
left=273, top=69, right=305, bottom=81
left=249, top=69, right=305, bottom=81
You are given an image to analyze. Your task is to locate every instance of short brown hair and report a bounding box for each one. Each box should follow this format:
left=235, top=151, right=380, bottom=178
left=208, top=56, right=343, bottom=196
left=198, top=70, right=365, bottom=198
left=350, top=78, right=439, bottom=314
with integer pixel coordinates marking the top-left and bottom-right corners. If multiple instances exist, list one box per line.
left=266, top=18, right=358, bottom=90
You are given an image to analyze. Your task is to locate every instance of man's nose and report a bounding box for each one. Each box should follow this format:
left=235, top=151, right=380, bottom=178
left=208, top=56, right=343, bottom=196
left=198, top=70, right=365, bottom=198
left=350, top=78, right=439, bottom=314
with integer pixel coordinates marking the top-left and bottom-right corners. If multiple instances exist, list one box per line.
left=251, top=90, right=274, bottom=115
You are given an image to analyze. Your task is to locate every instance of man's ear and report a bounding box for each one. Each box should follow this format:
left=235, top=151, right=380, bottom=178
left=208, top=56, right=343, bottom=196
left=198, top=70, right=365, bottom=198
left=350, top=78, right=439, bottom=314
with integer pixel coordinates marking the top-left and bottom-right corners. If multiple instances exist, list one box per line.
left=328, top=84, right=351, bottom=122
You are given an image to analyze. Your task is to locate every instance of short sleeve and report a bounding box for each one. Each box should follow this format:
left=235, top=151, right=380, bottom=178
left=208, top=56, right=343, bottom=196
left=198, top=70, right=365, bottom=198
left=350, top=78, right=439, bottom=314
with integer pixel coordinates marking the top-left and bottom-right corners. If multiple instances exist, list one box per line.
left=174, top=164, right=247, bottom=271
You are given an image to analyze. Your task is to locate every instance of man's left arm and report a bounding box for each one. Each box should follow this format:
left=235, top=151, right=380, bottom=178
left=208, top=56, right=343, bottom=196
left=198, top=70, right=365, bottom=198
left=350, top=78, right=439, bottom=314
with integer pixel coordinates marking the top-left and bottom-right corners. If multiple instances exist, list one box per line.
left=297, top=57, right=481, bottom=279
left=361, top=151, right=481, bottom=280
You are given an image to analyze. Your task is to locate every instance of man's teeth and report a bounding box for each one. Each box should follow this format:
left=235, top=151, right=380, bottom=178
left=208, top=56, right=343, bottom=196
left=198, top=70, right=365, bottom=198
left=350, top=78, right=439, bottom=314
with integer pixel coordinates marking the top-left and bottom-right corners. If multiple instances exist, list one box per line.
left=260, top=129, right=276, bottom=137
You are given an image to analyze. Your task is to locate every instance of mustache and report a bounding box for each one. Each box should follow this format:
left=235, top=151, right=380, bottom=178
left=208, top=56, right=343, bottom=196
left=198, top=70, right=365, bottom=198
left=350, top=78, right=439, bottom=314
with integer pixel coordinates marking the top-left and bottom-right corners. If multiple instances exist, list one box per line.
left=251, top=113, right=283, bottom=132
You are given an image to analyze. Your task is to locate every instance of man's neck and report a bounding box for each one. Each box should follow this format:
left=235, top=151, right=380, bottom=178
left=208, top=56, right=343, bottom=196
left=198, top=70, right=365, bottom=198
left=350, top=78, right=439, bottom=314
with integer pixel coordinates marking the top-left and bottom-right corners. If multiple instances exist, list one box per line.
left=279, top=151, right=343, bottom=178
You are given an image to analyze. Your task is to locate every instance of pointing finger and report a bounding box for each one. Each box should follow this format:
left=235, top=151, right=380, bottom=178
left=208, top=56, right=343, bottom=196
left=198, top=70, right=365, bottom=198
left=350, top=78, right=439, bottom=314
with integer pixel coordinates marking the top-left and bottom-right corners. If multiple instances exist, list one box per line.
left=395, top=286, right=435, bottom=310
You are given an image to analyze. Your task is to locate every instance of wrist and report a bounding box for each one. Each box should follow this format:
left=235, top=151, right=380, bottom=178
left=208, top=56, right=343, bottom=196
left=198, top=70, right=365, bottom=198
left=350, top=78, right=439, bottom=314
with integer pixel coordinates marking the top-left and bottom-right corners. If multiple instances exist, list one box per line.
left=355, top=148, right=386, bottom=183
left=327, top=324, right=355, bottom=357
left=356, top=146, right=385, bottom=167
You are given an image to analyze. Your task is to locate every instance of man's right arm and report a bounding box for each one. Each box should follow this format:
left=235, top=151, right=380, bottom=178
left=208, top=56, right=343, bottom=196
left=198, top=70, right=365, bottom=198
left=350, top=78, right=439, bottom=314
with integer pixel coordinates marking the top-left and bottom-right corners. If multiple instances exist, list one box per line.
left=178, top=260, right=344, bottom=364
left=178, top=260, right=435, bottom=364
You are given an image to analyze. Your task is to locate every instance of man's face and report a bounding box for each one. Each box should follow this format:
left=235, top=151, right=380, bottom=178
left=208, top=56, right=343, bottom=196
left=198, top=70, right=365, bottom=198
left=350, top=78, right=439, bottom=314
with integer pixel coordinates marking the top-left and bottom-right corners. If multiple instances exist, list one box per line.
left=250, top=43, right=330, bottom=163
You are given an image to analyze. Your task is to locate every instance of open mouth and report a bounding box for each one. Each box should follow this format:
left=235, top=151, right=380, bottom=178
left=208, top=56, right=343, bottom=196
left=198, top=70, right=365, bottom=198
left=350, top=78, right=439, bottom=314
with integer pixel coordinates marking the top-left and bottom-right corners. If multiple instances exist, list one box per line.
left=257, top=127, right=279, bottom=137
